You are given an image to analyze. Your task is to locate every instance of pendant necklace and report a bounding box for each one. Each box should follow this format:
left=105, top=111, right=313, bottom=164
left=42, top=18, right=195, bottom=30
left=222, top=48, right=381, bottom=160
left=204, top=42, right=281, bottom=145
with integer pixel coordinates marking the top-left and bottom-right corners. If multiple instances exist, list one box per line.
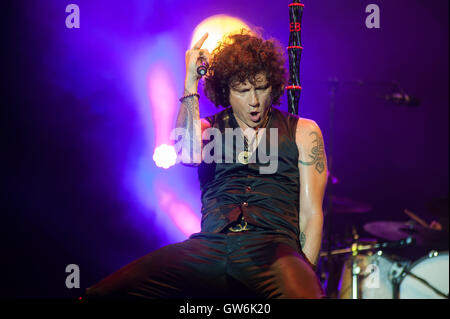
left=236, top=108, right=272, bottom=165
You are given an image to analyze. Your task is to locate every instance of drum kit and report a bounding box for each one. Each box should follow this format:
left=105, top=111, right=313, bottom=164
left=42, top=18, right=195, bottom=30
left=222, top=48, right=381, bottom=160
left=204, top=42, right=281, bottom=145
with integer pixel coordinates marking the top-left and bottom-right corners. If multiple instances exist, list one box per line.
left=319, top=195, right=449, bottom=299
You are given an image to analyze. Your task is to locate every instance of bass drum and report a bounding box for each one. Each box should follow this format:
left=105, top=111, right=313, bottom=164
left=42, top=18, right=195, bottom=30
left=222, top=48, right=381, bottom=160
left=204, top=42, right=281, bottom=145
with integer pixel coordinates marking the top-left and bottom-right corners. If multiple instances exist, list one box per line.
left=338, top=252, right=395, bottom=299
left=399, top=251, right=449, bottom=299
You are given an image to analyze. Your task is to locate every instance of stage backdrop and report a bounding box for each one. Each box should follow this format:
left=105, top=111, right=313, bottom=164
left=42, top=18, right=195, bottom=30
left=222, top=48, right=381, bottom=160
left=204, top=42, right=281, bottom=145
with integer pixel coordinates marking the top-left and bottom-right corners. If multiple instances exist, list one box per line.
left=1, top=0, right=448, bottom=298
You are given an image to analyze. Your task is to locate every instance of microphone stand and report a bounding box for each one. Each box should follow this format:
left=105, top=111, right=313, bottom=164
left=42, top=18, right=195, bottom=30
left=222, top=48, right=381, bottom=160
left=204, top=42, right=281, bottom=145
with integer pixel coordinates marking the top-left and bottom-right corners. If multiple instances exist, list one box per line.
left=350, top=226, right=360, bottom=299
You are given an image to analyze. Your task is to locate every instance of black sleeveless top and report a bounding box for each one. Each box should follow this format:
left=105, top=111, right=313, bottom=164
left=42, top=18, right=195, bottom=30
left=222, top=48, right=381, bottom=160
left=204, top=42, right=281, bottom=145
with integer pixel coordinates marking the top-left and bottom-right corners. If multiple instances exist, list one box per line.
left=198, top=106, right=300, bottom=240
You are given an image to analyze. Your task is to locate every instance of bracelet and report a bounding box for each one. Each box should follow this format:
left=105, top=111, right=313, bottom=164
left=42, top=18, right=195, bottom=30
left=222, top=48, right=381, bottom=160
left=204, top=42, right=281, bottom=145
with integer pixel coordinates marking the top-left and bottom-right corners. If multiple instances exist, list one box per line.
left=179, top=92, right=200, bottom=103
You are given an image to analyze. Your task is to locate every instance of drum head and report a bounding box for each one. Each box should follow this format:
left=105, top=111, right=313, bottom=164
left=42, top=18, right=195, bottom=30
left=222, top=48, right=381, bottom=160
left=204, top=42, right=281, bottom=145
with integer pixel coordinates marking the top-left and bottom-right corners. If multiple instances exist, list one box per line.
left=399, top=251, right=449, bottom=299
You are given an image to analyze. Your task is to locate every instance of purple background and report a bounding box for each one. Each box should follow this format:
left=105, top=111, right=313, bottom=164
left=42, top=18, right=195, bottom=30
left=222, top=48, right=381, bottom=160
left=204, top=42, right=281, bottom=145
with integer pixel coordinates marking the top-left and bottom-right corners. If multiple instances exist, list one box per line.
left=2, top=0, right=448, bottom=298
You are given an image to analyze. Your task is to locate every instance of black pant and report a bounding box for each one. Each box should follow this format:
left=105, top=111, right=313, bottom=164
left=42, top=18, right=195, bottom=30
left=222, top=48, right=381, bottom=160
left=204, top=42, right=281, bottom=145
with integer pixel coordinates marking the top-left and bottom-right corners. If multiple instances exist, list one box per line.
left=84, top=229, right=325, bottom=299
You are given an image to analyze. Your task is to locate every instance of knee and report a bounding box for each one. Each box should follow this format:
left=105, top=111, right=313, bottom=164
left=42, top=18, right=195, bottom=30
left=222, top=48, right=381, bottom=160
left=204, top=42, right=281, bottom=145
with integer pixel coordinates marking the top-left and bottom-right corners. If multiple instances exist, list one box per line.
left=273, top=256, right=325, bottom=299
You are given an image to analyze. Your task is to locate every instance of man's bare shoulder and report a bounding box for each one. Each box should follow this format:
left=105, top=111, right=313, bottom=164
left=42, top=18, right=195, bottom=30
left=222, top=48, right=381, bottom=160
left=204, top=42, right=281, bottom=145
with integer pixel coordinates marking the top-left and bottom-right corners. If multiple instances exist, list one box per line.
left=295, top=117, right=327, bottom=174
left=295, top=117, right=323, bottom=142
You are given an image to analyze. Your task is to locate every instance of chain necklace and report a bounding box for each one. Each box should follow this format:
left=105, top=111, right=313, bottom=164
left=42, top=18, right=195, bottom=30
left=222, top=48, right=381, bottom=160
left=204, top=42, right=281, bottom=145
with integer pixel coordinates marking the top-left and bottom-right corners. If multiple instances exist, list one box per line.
left=236, top=107, right=272, bottom=165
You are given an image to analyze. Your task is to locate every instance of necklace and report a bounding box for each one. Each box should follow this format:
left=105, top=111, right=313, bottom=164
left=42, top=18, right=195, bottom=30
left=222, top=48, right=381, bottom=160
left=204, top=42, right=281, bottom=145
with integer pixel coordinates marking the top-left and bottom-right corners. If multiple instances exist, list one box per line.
left=236, top=108, right=272, bottom=165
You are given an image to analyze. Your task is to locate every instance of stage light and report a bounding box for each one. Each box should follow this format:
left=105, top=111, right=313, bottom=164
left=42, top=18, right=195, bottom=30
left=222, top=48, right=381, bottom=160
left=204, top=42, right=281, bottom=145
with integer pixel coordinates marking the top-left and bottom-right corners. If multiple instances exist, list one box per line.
left=167, top=202, right=201, bottom=236
left=158, top=189, right=201, bottom=237
left=153, top=143, right=177, bottom=169
left=190, top=15, right=250, bottom=53
left=148, top=62, right=177, bottom=148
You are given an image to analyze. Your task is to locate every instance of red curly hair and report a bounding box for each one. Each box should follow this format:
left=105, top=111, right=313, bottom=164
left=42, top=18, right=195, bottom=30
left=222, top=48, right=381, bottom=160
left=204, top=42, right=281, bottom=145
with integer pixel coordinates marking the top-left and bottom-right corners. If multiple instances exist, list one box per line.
left=204, top=29, right=288, bottom=108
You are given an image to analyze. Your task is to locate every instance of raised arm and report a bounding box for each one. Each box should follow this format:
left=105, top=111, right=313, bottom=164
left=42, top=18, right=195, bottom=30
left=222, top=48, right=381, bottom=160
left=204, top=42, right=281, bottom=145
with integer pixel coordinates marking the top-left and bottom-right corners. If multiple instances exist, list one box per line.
left=175, top=33, right=211, bottom=165
left=295, top=118, right=328, bottom=267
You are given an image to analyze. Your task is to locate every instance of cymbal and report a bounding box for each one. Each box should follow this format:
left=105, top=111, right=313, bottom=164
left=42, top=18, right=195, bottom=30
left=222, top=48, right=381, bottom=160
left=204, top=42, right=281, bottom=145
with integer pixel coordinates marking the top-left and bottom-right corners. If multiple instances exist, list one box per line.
left=325, top=195, right=372, bottom=213
left=363, top=221, right=447, bottom=247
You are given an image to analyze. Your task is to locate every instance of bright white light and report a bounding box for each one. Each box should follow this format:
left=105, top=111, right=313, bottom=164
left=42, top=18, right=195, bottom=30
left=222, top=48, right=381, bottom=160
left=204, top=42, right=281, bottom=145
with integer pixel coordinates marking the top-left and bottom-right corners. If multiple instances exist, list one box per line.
left=190, top=15, right=250, bottom=53
left=153, top=144, right=177, bottom=169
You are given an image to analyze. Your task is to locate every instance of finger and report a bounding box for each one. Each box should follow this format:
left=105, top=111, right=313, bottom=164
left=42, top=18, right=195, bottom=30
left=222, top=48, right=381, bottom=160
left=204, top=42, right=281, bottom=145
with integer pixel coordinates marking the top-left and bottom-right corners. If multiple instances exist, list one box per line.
left=192, top=32, right=208, bottom=50
left=198, top=49, right=211, bottom=62
left=198, top=49, right=210, bottom=58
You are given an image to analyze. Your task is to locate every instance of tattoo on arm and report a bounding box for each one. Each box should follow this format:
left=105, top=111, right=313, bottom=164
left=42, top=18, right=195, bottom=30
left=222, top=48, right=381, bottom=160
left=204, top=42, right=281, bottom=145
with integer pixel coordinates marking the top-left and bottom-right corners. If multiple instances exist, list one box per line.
left=298, top=131, right=325, bottom=174
left=177, top=89, right=199, bottom=129
left=300, top=232, right=306, bottom=248
left=176, top=89, right=201, bottom=160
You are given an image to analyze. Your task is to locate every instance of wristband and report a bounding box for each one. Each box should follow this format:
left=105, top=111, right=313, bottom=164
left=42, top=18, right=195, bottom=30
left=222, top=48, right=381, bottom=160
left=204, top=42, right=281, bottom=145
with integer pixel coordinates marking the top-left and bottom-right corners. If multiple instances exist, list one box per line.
left=179, top=93, right=200, bottom=103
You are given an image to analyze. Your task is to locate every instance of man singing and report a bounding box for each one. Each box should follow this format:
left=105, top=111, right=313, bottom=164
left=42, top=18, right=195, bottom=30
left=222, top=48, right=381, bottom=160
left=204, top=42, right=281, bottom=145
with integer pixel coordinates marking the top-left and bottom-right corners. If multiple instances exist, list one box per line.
left=85, top=29, right=327, bottom=299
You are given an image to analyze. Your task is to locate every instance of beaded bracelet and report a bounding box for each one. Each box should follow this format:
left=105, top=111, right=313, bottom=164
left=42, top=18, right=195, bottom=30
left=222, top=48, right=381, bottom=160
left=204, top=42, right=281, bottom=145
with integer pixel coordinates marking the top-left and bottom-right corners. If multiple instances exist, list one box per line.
left=179, top=92, right=200, bottom=103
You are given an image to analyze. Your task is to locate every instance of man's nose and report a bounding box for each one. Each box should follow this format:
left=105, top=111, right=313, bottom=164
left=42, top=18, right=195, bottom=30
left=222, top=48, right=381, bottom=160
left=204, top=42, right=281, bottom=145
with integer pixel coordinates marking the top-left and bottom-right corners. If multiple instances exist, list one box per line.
left=249, top=89, right=259, bottom=107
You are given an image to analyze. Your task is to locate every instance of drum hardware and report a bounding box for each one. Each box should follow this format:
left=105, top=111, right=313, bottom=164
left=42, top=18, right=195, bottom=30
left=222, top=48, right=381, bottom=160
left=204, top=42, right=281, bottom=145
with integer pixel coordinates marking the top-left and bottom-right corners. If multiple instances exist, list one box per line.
left=322, top=201, right=448, bottom=298
left=320, top=235, right=416, bottom=299
left=389, top=261, right=408, bottom=282
left=399, top=269, right=448, bottom=298
left=337, top=248, right=449, bottom=299
left=348, top=227, right=416, bottom=299
left=403, top=209, right=432, bottom=229
left=320, top=236, right=415, bottom=257
left=364, top=220, right=448, bottom=247
left=388, top=260, right=409, bottom=299
left=397, top=251, right=449, bottom=299
left=328, top=245, right=448, bottom=299
left=350, top=227, right=360, bottom=299
left=351, top=257, right=360, bottom=299
left=398, top=251, right=449, bottom=299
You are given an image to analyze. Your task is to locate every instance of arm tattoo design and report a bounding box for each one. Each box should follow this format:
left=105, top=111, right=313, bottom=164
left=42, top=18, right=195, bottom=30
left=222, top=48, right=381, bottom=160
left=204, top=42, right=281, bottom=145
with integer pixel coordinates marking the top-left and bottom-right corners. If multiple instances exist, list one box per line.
left=300, top=232, right=306, bottom=248
left=176, top=89, right=201, bottom=160
left=298, top=131, right=325, bottom=174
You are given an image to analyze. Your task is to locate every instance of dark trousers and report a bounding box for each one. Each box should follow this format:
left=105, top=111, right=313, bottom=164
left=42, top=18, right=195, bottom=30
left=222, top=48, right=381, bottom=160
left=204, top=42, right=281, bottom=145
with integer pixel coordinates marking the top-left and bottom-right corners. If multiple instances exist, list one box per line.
left=84, top=229, right=325, bottom=299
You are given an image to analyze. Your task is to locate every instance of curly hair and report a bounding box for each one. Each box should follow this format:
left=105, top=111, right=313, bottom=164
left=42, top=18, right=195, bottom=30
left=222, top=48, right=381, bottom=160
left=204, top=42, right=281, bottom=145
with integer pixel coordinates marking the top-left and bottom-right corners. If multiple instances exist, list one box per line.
left=204, top=29, right=288, bottom=108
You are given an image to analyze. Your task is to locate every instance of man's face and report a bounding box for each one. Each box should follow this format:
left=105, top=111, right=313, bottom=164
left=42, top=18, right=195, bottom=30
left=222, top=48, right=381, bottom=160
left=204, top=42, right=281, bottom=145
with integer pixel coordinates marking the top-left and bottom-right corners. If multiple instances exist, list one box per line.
left=229, top=73, right=272, bottom=129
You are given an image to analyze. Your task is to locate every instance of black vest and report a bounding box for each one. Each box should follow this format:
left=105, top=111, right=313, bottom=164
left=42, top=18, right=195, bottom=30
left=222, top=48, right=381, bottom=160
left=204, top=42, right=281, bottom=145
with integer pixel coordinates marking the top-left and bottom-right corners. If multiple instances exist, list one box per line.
left=198, top=106, right=300, bottom=240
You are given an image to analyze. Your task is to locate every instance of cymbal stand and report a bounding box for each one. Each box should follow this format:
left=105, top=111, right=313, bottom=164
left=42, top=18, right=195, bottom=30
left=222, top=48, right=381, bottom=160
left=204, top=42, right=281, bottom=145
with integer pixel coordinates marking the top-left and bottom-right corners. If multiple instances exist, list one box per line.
left=320, top=236, right=415, bottom=257
left=350, top=226, right=360, bottom=299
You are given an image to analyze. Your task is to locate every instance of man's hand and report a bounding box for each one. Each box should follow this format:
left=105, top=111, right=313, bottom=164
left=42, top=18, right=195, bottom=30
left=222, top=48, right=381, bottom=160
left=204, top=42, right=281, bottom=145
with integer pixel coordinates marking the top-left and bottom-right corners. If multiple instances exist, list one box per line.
left=175, top=32, right=212, bottom=166
left=185, top=32, right=211, bottom=93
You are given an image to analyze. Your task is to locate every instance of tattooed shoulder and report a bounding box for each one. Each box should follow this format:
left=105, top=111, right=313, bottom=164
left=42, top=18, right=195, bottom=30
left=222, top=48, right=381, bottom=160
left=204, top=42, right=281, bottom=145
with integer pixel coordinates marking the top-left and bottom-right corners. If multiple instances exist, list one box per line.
left=298, top=130, right=326, bottom=174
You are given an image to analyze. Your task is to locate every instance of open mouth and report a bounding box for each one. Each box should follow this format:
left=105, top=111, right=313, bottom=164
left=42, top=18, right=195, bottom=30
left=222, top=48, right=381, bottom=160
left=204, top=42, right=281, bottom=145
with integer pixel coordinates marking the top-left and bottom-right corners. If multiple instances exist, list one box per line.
left=249, top=111, right=261, bottom=122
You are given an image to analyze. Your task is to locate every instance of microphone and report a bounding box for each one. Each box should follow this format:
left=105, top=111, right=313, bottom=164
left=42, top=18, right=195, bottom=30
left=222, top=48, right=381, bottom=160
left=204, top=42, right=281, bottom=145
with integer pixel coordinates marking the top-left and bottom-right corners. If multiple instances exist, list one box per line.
left=197, top=59, right=209, bottom=77
left=385, top=92, right=420, bottom=106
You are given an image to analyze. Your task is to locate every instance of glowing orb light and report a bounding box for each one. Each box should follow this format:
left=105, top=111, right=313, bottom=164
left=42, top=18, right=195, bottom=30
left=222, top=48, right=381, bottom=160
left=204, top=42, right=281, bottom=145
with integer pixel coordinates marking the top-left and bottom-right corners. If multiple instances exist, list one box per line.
left=153, top=144, right=177, bottom=169
left=190, top=15, right=251, bottom=53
